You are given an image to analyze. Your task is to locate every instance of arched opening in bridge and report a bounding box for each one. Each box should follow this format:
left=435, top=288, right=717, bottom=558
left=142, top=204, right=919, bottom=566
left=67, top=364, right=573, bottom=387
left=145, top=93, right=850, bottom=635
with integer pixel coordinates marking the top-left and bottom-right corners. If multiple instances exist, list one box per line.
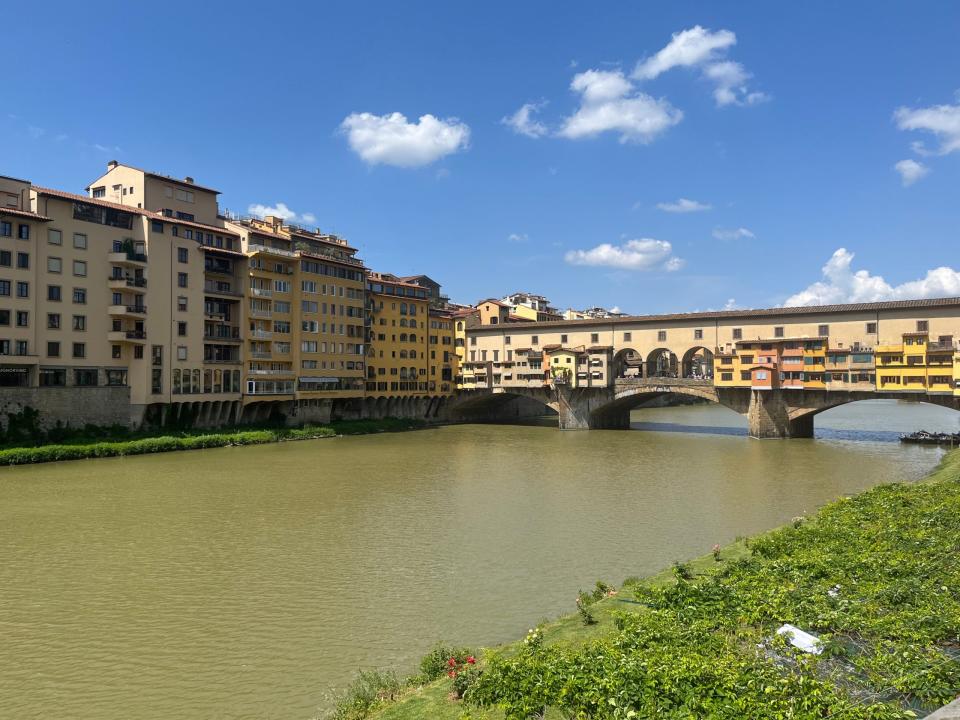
left=449, top=390, right=558, bottom=425
left=681, top=346, right=714, bottom=380
left=645, top=348, right=678, bottom=378
left=613, top=348, right=644, bottom=379
left=804, top=398, right=960, bottom=441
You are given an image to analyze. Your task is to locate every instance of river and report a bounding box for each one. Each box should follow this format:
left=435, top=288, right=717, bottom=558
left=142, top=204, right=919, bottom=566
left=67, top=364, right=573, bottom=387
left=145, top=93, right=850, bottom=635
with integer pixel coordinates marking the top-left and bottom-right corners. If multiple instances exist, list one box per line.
left=1, top=400, right=958, bottom=719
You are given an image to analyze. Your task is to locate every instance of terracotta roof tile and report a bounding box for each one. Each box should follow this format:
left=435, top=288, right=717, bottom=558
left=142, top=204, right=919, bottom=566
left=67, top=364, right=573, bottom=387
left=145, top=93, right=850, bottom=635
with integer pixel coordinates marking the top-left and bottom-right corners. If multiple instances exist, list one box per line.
left=0, top=206, right=51, bottom=221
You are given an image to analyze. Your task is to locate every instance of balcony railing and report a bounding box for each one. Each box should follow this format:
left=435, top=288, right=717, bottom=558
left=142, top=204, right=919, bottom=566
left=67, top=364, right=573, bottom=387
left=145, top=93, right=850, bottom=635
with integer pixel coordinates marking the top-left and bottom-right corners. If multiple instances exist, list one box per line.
left=251, top=287, right=273, bottom=298
left=250, top=330, right=272, bottom=339
left=204, top=282, right=242, bottom=297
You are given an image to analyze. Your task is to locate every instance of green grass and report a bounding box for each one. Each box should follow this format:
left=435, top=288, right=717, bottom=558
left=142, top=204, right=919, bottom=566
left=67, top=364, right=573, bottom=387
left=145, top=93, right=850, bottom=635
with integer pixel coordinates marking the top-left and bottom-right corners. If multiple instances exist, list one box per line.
left=349, top=450, right=960, bottom=720
left=0, top=417, right=428, bottom=467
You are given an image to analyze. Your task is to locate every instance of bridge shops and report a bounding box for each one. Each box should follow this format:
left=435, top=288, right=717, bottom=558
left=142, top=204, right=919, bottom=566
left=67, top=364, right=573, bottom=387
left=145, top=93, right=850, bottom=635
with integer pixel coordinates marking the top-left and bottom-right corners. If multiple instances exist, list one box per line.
left=453, top=298, right=960, bottom=437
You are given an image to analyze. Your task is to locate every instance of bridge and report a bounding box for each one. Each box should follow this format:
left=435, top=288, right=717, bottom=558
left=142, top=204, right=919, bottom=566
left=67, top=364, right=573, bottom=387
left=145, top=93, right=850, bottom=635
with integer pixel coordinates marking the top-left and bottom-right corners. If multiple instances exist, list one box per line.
left=448, top=377, right=960, bottom=437
left=453, top=297, right=960, bottom=437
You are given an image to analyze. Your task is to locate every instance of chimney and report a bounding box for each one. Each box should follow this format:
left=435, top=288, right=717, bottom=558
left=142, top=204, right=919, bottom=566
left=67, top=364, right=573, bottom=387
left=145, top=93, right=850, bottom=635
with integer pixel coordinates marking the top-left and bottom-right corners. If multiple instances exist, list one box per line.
left=184, top=176, right=194, bottom=184
left=107, top=160, right=119, bottom=170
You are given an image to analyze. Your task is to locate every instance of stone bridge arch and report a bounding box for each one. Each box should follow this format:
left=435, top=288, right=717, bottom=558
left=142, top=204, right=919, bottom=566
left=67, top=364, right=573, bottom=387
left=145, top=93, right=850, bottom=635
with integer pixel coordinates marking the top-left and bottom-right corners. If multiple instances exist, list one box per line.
left=680, top=346, right=715, bottom=380
left=576, top=378, right=719, bottom=429
left=613, top=347, right=644, bottom=379
left=446, top=387, right=559, bottom=424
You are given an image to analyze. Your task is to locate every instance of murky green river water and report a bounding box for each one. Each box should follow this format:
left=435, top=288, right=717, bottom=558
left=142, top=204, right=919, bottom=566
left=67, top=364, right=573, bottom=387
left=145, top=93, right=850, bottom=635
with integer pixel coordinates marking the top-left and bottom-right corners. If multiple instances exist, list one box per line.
left=1, top=400, right=958, bottom=719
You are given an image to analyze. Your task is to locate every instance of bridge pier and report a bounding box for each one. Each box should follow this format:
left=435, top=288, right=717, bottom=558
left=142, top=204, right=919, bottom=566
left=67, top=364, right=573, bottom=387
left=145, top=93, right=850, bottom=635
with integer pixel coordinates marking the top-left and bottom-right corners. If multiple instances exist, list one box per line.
left=746, top=390, right=814, bottom=439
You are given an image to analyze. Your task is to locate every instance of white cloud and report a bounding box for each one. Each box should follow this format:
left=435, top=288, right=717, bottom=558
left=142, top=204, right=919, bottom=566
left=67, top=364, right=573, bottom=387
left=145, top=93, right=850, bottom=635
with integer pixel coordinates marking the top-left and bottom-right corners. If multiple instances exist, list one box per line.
left=894, top=101, right=960, bottom=155
left=564, top=238, right=683, bottom=271
left=723, top=298, right=738, bottom=310
left=339, top=112, right=470, bottom=167
left=27, top=126, right=44, bottom=140
left=632, top=26, right=766, bottom=107
left=894, top=158, right=929, bottom=186
left=783, top=248, right=960, bottom=307
left=507, top=232, right=528, bottom=243
left=558, top=69, right=682, bottom=143
left=609, top=305, right=622, bottom=314
left=248, top=202, right=317, bottom=225
left=633, top=26, right=736, bottom=80
left=712, top=227, right=755, bottom=240
left=502, top=102, right=548, bottom=138
left=657, top=197, right=712, bottom=213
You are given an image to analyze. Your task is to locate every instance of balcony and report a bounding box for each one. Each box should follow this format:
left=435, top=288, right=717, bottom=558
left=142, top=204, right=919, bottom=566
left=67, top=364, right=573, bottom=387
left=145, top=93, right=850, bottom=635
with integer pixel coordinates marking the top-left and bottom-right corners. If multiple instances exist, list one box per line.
left=247, top=368, right=295, bottom=376
left=107, top=330, right=146, bottom=344
left=108, top=276, right=147, bottom=292
left=249, top=308, right=272, bottom=319
left=204, top=282, right=242, bottom=298
left=108, top=251, right=147, bottom=267
left=250, top=329, right=272, bottom=339
left=250, top=351, right=272, bottom=359
left=204, top=332, right=241, bottom=343
left=251, top=287, right=273, bottom=298
left=109, top=304, right=147, bottom=317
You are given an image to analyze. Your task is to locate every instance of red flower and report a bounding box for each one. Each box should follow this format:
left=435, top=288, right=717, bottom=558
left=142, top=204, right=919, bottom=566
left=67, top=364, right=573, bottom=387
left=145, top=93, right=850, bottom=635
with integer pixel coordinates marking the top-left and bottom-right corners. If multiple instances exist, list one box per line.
left=447, top=670, right=456, bottom=678
left=466, top=656, right=476, bottom=664
left=447, top=657, right=456, bottom=667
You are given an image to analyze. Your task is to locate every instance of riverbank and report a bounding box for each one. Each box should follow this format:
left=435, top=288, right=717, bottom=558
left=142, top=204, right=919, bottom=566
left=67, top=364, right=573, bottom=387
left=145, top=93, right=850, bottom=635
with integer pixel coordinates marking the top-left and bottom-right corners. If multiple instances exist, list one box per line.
left=329, top=449, right=960, bottom=720
left=0, top=417, right=428, bottom=467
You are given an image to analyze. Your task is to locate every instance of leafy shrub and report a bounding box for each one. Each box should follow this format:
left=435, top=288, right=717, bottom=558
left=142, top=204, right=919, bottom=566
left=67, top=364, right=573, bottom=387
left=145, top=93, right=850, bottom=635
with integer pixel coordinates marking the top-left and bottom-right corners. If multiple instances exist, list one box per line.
left=575, top=590, right=596, bottom=625
left=419, top=643, right=474, bottom=681
left=672, top=561, right=694, bottom=580
left=329, top=669, right=401, bottom=720
left=591, top=580, right=611, bottom=601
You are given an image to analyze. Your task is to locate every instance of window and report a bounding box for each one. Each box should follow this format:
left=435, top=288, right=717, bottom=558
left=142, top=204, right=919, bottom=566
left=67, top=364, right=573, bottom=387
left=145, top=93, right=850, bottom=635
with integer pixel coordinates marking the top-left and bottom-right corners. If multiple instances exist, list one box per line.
left=177, top=272, right=188, bottom=288
left=47, top=257, right=62, bottom=273
left=0, top=251, right=9, bottom=267
left=48, top=229, right=62, bottom=245
left=39, top=369, right=66, bottom=387
left=177, top=321, right=187, bottom=336
left=694, top=329, right=703, bottom=340
left=47, top=341, right=60, bottom=357
left=505, top=336, right=511, bottom=345
left=0, top=310, right=7, bottom=325
left=624, top=332, right=632, bottom=342
left=151, top=369, right=163, bottom=394
left=774, top=326, right=784, bottom=338
left=72, top=315, right=86, bottom=331
left=73, top=288, right=86, bottom=304
left=16, top=252, right=28, bottom=269
left=0, top=221, right=10, bottom=237
left=151, top=220, right=164, bottom=233
left=917, top=320, right=929, bottom=332
left=47, top=313, right=60, bottom=329
left=72, top=342, right=85, bottom=359
left=16, top=311, right=28, bottom=327
left=561, top=334, right=568, bottom=343
left=0, top=280, right=9, bottom=296
left=73, top=233, right=87, bottom=249
left=177, top=346, right=187, bottom=361
left=92, top=186, right=106, bottom=198
left=177, top=247, right=189, bottom=263
left=177, top=296, right=187, bottom=312
left=134, top=346, right=143, bottom=359
left=73, top=260, right=87, bottom=277
left=47, top=285, right=61, bottom=301
left=532, top=335, right=539, bottom=345
left=74, top=369, right=98, bottom=386
left=112, top=345, right=122, bottom=359
left=658, top=330, right=667, bottom=342
left=818, top=324, right=829, bottom=337
left=17, top=224, right=29, bottom=240
left=591, top=333, right=599, bottom=344
left=866, top=322, right=877, bottom=334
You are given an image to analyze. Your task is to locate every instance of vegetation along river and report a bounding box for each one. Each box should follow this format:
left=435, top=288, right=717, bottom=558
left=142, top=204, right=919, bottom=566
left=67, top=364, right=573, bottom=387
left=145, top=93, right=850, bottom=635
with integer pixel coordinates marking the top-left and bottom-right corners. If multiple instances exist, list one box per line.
left=1, top=399, right=959, bottom=719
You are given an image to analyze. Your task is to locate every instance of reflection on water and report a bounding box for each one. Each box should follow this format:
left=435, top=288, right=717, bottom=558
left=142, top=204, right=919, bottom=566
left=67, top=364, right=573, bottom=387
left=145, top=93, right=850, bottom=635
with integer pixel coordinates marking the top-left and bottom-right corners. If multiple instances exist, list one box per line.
left=0, top=399, right=956, bottom=719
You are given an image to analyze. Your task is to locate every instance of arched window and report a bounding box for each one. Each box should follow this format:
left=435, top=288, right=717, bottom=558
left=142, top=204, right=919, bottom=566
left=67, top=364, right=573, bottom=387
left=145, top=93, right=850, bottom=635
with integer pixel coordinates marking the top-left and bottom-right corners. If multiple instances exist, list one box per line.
left=399, top=318, right=407, bottom=327
left=400, top=333, right=408, bottom=342
left=204, top=370, right=212, bottom=393
left=400, top=349, right=408, bottom=359
left=409, top=334, right=417, bottom=343
left=400, top=368, right=408, bottom=379
left=232, top=370, right=240, bottom=391
left=457, top=321, right=463, bottom=331
left=410, top=350, right=417, bottom=359
left=172, top=369, right=181, bottom=394
left=400, top=302, right=407, bottom=315
left=193, top=369, right=201, bottom=393
left=214, top=370, right=222, bottom=393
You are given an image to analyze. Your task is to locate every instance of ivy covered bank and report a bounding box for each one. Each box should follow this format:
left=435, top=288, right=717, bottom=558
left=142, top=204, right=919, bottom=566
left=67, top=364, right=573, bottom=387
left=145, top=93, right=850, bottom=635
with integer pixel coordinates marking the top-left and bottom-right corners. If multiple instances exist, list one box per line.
left=328, top=450, right=960, bottom=720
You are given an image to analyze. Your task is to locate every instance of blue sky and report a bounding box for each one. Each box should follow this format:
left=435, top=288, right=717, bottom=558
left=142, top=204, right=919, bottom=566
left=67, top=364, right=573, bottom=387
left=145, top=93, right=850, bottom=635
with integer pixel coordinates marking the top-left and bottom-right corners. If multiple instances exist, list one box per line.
left=5, top=2, right=960, bottom=313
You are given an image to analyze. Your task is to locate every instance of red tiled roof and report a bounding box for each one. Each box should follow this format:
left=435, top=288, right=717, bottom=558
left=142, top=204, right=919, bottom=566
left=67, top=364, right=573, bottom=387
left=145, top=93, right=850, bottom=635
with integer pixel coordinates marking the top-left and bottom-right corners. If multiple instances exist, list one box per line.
left=0, top=206, right=51, bottom=221
left=479, top=298, right=510, bottom=308
left=33, top=186, right=239, bottom=238
left=469, top=297, right=960, bottom=332
left=199, top=245, right=246, bottom=258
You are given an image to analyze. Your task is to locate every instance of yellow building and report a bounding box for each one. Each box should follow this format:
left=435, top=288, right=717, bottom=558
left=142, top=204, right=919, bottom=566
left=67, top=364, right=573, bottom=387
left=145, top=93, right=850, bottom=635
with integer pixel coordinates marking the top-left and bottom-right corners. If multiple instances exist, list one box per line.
left=427, top=308, right=457, bottom=394
left=876, top=330, right=956, bottom=394
left=224, top=215, right=366, bottom=408
left=365, top=273, right=439, bottom=396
